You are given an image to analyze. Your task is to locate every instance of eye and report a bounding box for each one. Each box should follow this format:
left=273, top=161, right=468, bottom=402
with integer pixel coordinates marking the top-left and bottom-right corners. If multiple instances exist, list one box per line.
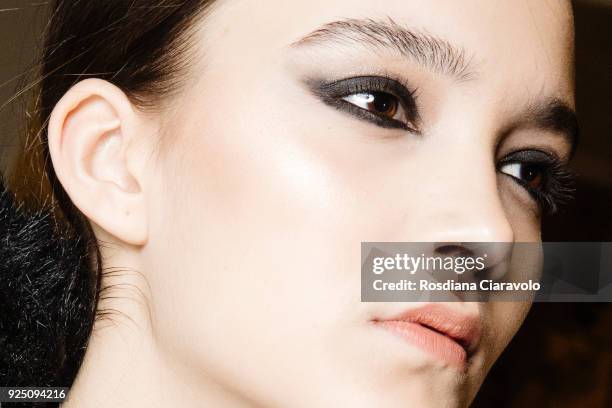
left=342, top=92, right=406, bottom=122
left=499, top=162, right=545, bottom=190
left=306, top=75, right=420, bottom=132
left=497, top=149, right=575, bottom=214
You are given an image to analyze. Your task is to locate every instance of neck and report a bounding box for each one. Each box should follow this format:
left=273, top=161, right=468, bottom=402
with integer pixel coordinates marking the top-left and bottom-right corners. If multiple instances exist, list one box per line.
left=62, top=248, right=253, bottom=408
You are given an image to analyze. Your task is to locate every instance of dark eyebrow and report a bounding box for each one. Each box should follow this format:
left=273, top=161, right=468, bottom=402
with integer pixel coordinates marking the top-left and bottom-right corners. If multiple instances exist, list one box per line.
left=291, top=17, right=476, bottom=81
left=528, top=99, right=579, bottom=158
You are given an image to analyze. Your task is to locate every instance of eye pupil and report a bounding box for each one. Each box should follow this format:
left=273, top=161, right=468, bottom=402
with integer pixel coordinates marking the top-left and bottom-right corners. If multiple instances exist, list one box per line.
left=371, top=92, right=394, bottom=112
left=370, top=92, right=398, bottom=116
left=521, top=164, right=543, bottom=188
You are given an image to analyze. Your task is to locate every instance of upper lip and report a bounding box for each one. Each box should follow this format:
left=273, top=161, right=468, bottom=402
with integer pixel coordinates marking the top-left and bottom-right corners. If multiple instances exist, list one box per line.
left=372, top=304, right=482, bottom=354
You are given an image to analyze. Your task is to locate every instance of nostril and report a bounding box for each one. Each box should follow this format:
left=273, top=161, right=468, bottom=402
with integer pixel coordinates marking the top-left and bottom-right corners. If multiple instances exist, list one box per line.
left=434, top=244, right=474, bottom=258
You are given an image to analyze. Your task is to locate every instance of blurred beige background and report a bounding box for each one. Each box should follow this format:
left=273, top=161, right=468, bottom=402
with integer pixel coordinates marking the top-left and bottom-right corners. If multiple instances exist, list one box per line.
left=0, top=0, right=48, bottom=173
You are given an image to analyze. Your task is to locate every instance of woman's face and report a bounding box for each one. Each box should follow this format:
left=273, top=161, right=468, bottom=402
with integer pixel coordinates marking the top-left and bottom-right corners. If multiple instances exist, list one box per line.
left=139, top=0, right=575, bottom=406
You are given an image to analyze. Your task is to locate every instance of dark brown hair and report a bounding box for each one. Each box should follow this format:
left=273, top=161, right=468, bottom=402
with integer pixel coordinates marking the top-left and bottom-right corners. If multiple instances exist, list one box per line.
left=1, top=0, right=213, bottom=396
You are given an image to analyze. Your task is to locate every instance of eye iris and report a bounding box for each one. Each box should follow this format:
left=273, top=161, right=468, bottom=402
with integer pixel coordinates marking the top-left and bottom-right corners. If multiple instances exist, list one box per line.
left=369, top=92, right=398, bottom=117
left=521, top=164, right=544, bottom=188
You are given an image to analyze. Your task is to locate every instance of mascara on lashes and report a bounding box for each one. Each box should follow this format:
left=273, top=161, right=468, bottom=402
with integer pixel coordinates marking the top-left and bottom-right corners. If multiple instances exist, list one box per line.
left=499, top=149, right=574, bottom=214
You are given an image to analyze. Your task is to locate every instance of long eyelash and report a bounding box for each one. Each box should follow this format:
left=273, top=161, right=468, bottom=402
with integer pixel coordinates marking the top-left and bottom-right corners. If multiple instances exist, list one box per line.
left=534, top=161, right=575, bottom=214
left=499, top=151, right=575, bottom=214
left=305, top=75, right=420, bottom=132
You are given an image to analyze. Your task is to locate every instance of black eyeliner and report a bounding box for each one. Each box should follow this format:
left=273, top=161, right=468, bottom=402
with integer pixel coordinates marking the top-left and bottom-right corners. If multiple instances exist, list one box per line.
left=304, top=75, right=421, bottom=132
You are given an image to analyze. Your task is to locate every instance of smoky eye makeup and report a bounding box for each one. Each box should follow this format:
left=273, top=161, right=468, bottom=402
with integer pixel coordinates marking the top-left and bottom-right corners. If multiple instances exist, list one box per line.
left=303, top=75, right=421, bottom=133
left=497, top=149, right=575, bottom=214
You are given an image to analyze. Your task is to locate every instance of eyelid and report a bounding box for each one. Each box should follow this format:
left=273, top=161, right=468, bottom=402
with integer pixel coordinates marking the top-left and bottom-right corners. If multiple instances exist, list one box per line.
left=498, top=149, right=557, bottom=164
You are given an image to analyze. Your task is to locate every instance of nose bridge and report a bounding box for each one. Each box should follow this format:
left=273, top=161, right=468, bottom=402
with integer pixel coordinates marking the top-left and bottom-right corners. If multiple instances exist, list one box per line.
left=405, top=137, right=514, bottom=245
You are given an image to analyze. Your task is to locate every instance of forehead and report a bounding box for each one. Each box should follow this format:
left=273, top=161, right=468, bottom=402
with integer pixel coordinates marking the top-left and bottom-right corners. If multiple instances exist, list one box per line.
left=196, top=0, right=575, bottom=111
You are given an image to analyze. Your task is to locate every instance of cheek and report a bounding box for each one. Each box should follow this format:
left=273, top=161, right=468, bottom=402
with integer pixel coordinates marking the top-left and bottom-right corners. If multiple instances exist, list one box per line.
left=483, top=301, right=531, bottom=366
left=498, top=175, right=543, bottom=241
left=139, top=90, right=384, bottom=403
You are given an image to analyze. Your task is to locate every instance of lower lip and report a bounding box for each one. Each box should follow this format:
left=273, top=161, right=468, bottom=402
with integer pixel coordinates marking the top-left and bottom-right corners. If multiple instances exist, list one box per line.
left=374, top=321, right=467, bottom=368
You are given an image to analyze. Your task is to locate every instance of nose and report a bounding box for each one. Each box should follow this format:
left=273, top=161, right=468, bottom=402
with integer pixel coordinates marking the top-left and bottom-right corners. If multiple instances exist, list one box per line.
left=399, top=143, right=515, bottom=245
left=392, top=137, right=516, bottom=275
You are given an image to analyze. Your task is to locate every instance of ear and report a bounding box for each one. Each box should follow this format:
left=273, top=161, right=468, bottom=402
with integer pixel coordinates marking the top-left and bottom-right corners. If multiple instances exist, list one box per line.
left=48, top=78, right=149, bottom=245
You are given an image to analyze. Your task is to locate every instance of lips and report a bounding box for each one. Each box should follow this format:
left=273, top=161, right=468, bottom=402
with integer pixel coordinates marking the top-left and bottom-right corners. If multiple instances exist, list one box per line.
left=372, top=304, right=482, bottom=369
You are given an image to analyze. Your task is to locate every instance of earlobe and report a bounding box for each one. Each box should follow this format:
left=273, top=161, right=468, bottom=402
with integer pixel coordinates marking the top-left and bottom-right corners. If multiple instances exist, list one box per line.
left=48, top=79, right=149, bottom=246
